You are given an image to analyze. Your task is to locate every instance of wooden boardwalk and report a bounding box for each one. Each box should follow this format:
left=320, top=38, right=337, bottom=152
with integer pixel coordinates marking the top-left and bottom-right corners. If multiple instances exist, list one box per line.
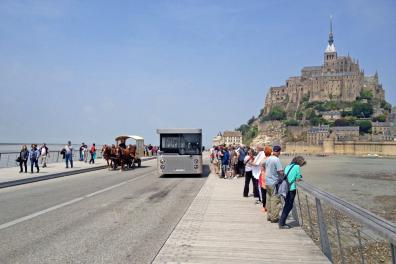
left=153, top=172, right=330, bottom=264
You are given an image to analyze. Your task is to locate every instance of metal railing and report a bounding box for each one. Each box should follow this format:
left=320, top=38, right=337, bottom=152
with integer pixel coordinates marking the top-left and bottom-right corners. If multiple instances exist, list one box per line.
left=293, top=181, right=396, bottom=264
left=0, top=150, right=103, bottom=169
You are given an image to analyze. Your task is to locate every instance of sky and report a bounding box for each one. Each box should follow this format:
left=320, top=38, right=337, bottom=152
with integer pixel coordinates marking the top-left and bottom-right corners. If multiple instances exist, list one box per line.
left=0, top=0, right=395, bottom=147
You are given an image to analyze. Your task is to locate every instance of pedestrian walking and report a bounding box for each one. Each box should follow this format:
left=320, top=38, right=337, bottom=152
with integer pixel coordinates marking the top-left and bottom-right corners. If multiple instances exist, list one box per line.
left=39, top=143, right=49, bottom=168
left=265, top=145, right=284, bottom=223
left=89, top=143, right=96, bottom=164
left=18, top=145, right=29, bottom=173
left=65, top=141, right=74, bottom=168
left=279, top=156, right=306, bottom=229
left=29, top=144, right=40, bottom=173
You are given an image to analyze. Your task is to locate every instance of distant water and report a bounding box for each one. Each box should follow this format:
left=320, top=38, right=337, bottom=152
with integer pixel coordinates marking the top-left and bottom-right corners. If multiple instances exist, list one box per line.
left=282, top=155, right=396, bottom=223
left=0, top=143, right=102, bottom=153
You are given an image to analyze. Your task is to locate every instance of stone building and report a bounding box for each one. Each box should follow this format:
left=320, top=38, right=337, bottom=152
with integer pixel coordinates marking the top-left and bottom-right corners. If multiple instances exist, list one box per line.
left=263, top=18, right=385, bottom=116
left=372, top=122, right=395, bottom=141
left=212, top=131, right=243, bottom=146
left=332, top=126, right=360, bottom=141
left=223, top=131, right=243, bottom=145
left=212, top=132, right=223, bottom=146
left=307, top=125, right=330, bottom=145
left=321, top=111, right=341, bottom=121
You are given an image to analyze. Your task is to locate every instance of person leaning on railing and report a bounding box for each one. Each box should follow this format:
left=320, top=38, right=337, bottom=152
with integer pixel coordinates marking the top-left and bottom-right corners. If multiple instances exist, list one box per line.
left=278, top=156, right=306, bottom=229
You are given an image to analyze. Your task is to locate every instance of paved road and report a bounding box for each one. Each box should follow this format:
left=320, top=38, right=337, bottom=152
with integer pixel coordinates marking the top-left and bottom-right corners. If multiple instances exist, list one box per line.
left=0, top=159, right=209, bottom=264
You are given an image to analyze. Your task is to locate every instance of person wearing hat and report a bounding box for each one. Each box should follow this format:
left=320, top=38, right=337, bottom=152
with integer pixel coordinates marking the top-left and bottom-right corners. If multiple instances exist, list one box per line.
left=265, top=145, right=284, bottom=223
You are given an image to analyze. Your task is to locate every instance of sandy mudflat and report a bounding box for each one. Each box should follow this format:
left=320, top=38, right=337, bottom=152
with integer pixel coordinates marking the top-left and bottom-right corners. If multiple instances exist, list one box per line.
left=281, top=155, right=396, bottom=222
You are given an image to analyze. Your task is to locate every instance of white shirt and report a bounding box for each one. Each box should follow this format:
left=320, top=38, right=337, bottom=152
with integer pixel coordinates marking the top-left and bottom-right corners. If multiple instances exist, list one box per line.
left=41, top=148, right=47, bottom=156
left=244, top=156, right=253, bottom=172
left=65, top=145, right=73, bottom=154
left=252, top=151, right=265, bottom=179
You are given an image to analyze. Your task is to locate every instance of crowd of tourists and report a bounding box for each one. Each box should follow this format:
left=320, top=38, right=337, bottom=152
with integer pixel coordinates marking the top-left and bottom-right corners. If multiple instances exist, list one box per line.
left=17, top=141, right=98, bottom=173
left=144, top=144, right=159, bottom=157
left=209, top=144, right=306, bottom=229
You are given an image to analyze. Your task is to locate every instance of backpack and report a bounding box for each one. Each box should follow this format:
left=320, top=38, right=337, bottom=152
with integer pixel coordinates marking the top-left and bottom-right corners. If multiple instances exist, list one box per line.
left=276, top=163, right=296, bottom=198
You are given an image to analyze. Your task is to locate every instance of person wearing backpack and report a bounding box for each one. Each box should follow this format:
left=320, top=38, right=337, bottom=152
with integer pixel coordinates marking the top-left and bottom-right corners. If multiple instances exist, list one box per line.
left=265, top=145, right=284, bottom=223
left=279, top=156, right=306, bottom=229
left=29, top=144, right=40, bottom=173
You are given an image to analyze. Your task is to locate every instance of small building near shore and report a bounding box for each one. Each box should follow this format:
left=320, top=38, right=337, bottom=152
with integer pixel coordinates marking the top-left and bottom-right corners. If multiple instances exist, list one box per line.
left=223, top=131, right=243, bottom=145
left=307, top=125, right=330, bottom=145
left=332, top=126, right=360, bottom=141
left=372, top=122, right=394, bottom=141
left=212, top=130, right=243, bottom=146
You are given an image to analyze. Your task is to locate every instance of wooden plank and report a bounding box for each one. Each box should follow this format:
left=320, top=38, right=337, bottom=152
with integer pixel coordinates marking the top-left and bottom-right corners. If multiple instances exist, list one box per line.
left=153, top=173, right=330, bottom=264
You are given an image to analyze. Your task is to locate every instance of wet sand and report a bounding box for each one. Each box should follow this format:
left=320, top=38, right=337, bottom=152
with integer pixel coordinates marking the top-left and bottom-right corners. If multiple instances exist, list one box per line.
left=282, top=155, right=396, bottom=222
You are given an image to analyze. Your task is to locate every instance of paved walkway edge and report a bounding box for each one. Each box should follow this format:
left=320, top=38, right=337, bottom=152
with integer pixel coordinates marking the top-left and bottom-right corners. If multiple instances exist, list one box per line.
left=0, top=157, right=156, bottom=189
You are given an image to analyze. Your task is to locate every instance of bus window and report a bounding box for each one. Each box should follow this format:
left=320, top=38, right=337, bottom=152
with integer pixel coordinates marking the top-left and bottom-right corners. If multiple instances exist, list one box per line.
left=180, top=134, right=201, bottom=155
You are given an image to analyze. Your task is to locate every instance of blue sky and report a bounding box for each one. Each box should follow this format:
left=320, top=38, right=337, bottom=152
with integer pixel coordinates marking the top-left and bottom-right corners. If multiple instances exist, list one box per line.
left=0, top=0, right=395, bottom=147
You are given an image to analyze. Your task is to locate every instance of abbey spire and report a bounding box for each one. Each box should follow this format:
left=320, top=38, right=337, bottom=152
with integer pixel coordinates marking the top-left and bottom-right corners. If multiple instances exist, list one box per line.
left=325, top=16, right=337, bottom=62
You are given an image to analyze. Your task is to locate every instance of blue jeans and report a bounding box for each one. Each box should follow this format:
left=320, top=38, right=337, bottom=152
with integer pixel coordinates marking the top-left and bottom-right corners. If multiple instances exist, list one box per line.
left=279, top=190, right=296, bottom=226
left=65, top=153, right=73, bottom=168
left=30, top=159, right=39, bottom=173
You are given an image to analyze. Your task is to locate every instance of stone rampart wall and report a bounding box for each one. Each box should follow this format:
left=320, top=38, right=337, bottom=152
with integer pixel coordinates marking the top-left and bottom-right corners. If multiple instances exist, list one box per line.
left=285, top=140, right=396, bottom=156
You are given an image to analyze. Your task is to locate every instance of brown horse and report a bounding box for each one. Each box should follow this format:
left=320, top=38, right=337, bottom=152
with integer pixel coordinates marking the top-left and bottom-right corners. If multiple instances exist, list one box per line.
left=101, top=145, right=112, bottom=168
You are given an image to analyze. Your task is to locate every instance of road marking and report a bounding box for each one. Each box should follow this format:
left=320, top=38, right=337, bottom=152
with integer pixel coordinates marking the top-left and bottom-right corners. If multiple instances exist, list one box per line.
left=0, top=170, right=153, bottom=231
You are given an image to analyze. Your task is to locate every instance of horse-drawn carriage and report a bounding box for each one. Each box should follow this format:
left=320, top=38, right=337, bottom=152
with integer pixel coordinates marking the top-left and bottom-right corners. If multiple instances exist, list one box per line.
left=102, top=135, right=144, bottom=170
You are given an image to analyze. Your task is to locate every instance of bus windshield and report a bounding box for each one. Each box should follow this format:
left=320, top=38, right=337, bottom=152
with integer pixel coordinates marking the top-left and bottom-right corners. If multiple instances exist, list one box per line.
left=160, top=133, right=201, bottom=155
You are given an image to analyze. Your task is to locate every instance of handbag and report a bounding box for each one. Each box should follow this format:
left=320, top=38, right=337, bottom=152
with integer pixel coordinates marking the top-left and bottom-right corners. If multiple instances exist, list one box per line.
left=16, top=156, right=22, bottom=162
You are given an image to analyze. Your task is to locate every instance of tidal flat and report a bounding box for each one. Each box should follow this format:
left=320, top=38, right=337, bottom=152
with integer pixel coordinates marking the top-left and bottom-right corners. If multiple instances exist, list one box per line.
left=283, top=155, right=396, bottom=222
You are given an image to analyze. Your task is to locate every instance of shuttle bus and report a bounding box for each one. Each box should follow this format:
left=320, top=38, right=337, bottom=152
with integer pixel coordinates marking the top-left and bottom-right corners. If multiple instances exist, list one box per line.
left=157, top=128, right=202, bottom=175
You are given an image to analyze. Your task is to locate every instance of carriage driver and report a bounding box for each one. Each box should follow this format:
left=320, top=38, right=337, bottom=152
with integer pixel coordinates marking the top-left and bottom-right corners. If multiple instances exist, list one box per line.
left=119, top=139, right=127, bottom=149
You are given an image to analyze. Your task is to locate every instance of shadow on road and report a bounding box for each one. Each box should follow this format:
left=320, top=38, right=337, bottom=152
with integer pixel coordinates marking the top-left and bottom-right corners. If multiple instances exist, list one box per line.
left=160, top=165, right=210, bottom=179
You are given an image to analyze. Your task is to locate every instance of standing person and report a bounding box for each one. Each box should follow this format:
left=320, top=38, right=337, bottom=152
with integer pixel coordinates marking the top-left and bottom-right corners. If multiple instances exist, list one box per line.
left=279, top=156, right=306, bottom=229
left=259, top=146, right=273, bottom=211
left=236, top=145, right=246, bottom=177
left=29, top=144, right=40, bottom=173
left=243, top=148, right=255, bottom=197
left=79, top=143, right=85, bottom=161
left=65, top=141, right=74, bottom=168
left=265, top=145, right=284, bottom=223
left=39, top=143, right=49, bottom=168
left=251, top=144, right=265, bottom=200
left=84, top=143, right=89, bottom=162
left=89, top=143, right=96, bottom=164
left=229, top=147, right=238, bottom=179
left=18, top=145, right=29, bottom=173
left=221, top=147, right=230, bottom=178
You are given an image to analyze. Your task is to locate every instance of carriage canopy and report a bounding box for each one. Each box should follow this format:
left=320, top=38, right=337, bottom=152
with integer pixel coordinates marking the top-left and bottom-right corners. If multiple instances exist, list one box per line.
left=115, top=135, right=144, bottom=159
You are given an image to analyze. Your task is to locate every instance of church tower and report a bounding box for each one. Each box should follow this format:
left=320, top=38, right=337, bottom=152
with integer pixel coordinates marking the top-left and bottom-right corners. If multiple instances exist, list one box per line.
left=324, top=16, right=337, bottom=64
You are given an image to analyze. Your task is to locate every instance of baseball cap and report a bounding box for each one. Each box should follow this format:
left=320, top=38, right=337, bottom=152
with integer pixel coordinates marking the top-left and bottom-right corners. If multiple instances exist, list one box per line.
left=272, top=145, right=281, bottom=152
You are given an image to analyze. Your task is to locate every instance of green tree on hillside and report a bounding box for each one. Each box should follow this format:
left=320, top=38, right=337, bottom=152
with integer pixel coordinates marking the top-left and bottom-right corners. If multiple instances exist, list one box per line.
left=352, top=102, right=373, bottom=118
left=356, top=120, right=372, bottom=134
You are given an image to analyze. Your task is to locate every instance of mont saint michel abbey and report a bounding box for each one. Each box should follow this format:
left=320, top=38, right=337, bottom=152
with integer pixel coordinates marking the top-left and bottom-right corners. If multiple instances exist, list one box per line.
left=263, top=19, right=385, bottom=115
